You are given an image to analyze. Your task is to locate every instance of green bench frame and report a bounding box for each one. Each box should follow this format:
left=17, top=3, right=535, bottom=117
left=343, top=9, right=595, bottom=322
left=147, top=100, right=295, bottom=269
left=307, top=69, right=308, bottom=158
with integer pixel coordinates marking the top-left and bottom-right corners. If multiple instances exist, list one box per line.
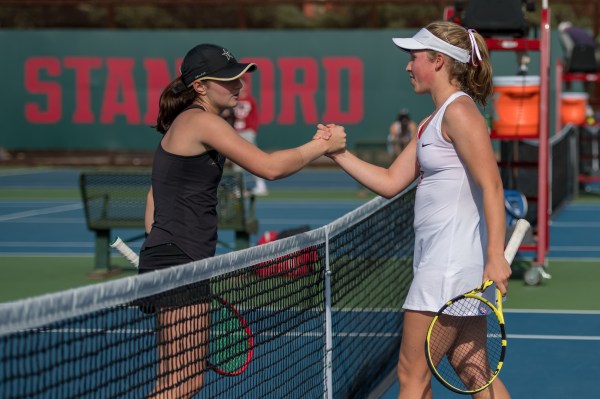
left=79, top=170, right=258, bottom=275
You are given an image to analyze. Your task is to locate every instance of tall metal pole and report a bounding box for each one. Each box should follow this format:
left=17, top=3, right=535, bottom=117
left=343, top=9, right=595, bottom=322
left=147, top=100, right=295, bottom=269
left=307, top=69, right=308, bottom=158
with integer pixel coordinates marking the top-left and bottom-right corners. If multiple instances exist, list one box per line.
left=536, top=0, right=550, bottom=266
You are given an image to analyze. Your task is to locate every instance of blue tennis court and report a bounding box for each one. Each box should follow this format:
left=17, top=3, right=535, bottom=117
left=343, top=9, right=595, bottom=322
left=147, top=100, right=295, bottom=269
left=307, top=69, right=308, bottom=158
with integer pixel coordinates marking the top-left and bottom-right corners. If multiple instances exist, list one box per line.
left=1, top=167, right=600, bottom=398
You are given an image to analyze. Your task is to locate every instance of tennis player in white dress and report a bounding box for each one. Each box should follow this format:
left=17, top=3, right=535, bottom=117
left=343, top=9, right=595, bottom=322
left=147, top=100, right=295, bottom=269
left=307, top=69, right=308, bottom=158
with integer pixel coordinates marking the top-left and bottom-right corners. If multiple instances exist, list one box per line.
left=318, top=21, right=512, bottom=399
left=404, top=90, right=489, bottom=312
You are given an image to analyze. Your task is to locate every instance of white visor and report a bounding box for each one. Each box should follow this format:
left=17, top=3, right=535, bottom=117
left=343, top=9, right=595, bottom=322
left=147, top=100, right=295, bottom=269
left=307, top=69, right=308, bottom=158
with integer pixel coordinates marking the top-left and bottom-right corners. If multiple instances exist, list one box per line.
left=392, top=28, right=470, bottom=64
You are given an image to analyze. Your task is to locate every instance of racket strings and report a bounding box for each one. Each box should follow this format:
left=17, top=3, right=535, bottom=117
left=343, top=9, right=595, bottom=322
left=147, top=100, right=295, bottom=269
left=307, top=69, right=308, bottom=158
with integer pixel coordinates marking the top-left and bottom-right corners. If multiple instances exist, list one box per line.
left=208, top=298, right=253, bottom=375
left=429, top=297, right=503, bottom=392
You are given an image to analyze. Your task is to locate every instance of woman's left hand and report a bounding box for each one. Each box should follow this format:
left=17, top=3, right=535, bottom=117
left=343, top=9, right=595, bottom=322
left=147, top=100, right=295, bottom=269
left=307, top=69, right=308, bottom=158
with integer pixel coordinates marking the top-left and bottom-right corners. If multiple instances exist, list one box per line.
left=483, top=254, right=512, bottom=296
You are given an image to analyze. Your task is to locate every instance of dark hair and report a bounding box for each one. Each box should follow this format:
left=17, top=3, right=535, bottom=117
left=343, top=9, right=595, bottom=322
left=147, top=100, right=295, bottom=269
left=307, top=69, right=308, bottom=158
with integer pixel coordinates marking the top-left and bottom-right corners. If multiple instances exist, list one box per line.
left=397, top=109, right=410, bottom=122
left=153, top=77, right=197, bottom=134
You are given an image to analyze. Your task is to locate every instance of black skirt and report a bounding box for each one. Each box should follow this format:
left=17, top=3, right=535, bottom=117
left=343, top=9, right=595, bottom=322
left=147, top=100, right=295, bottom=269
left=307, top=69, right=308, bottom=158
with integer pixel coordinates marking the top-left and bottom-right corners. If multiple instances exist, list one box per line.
left=135, top=243, right=210, bottom=313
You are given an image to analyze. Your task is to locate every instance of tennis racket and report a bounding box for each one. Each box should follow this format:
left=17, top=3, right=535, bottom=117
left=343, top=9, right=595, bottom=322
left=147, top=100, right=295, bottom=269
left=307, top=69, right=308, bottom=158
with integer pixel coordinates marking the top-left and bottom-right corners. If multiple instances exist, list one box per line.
left=110, top=237, right=254, bottom=376
left=425, top=218, right=530, bottom=395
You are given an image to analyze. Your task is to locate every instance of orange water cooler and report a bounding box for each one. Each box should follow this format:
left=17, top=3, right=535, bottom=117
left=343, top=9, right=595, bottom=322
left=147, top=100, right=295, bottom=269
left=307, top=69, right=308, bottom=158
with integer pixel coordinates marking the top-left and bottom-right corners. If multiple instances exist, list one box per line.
left=560, top=92, right=589, bottom=126
left=492, top=75, right=541, bottom=137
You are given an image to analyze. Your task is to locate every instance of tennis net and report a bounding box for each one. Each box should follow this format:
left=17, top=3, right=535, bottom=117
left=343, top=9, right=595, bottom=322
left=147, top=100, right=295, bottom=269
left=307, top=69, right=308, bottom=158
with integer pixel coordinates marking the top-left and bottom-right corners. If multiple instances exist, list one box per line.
left=499, top=124, right=578, bottom=226
left=0, top=186, right=415, bottom=399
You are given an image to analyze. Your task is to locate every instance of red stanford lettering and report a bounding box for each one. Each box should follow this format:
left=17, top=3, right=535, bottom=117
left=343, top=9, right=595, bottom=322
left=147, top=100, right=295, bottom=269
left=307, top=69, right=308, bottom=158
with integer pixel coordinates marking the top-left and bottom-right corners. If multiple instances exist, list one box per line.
left=23, top=55, right=365, bottom=126
left=64, top=57, right=102, bottom=123
left=24, top=57, right=62, bottom=123
left=100, top=58, right=140, bottom=124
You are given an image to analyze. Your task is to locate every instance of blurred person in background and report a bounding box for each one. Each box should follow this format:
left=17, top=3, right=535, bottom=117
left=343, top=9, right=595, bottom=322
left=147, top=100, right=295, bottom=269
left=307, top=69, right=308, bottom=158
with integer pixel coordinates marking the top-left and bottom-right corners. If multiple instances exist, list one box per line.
left=231, top=78, right=269, bottom=196
left=387, top=108, right=417, bottom=155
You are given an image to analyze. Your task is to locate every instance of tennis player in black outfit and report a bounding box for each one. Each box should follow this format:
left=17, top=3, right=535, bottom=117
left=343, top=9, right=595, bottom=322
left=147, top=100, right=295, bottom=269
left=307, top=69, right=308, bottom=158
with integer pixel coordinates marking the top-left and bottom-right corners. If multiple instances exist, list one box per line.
left=139, top=43, right=346, bottom=398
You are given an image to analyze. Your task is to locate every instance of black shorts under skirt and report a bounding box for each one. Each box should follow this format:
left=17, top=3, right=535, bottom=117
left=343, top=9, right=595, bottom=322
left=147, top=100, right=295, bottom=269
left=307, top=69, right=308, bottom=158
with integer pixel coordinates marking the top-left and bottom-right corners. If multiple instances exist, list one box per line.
left=135, top=243, right=210, bottom=313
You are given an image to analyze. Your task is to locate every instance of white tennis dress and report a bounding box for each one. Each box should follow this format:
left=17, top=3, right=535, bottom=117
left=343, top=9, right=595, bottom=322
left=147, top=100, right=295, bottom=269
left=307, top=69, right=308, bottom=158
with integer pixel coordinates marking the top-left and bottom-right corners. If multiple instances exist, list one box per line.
left=403, top=91, right=488, bottom=312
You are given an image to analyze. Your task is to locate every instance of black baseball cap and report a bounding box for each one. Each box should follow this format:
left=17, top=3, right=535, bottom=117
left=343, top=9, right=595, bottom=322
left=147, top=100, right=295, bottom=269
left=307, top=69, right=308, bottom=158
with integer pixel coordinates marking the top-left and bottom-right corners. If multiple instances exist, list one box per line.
left=180, top=44, right=257, bottom=86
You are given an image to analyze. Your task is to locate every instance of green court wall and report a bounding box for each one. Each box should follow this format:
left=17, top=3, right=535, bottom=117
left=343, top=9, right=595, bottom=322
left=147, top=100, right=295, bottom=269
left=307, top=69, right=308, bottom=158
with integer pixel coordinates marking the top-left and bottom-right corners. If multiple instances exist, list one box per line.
left=0, top=29, right=567, bottom=151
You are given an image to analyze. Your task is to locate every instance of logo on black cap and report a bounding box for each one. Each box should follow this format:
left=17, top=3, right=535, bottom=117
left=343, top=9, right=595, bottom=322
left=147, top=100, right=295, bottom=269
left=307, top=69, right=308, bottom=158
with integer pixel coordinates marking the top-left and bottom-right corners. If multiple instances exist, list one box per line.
left=222, top=49, right=234, bottom=61
left=180, top=44, right=257, bottom=87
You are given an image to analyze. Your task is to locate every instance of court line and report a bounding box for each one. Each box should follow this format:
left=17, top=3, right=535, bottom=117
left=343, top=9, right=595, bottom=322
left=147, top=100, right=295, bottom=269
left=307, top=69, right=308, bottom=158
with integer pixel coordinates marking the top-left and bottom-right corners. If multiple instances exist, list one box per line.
left=1, top=218, right=82, bottom=223
left=0, top=168, right=52, bottom=177
left=555, top=204, right=600, bottom=210
left=509, top=334, right=600, bottom=341
left=551, top=222, right=600, bottom=227
left=546, top=256, right=600, bottom=261
left=36, top=328, right=401, bottom=339
left=0, top=253, right=98, bottom=257
left=0, top=242, right=94, bottom=248
left=0, top=200, right=77, bottom=206
left=0, top=203, right=82, bottom=222
left=506, top=309, right=600, bottom=315
left=548, top=245, right=600, bottom=251
left=31, top=329, right=600, bottom=341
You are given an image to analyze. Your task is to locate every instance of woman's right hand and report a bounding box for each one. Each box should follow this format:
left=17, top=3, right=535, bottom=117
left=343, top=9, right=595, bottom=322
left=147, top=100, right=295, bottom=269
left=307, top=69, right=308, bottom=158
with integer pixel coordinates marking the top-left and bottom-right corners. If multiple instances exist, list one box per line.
left=314, top=123, right=332, bottom=141
left=317, top=123, right=346, bottom=154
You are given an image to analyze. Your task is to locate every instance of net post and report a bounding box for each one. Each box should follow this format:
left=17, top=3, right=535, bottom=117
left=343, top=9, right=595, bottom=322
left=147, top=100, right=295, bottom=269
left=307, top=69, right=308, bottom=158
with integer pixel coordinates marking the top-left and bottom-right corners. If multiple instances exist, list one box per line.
left=323, top=226, right=334, bottom=399
left=536, top=1, right=551, bottom=265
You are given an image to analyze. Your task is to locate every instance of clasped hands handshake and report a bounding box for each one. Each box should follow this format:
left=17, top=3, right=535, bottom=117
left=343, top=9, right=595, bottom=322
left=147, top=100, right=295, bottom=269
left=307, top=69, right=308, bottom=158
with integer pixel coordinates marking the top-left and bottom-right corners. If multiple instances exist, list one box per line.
left=314, top=123, right=347, bottom=157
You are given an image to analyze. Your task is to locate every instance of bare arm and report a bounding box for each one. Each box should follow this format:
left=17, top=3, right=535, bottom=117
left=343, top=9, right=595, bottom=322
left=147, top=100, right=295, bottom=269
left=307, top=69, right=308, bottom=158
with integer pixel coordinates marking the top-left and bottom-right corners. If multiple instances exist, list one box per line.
left=192, top=113, right=347, bottom=180
left=325, top=125, right=420, bottom=198
left=443, top=99, right=511, bottom=294
left=144, top=186, right=154, bottom=235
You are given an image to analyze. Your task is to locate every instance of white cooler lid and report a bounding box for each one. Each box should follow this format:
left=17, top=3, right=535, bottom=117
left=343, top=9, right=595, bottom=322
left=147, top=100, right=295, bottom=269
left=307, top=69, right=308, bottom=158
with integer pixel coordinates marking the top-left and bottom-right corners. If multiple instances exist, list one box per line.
left=492, top=75, right=540, bottom=86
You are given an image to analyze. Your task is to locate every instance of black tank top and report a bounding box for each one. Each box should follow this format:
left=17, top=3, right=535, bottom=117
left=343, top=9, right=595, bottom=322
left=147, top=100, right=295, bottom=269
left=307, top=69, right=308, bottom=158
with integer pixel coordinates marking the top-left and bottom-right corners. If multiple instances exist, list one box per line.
left=142, top=106, right=226, bottom=261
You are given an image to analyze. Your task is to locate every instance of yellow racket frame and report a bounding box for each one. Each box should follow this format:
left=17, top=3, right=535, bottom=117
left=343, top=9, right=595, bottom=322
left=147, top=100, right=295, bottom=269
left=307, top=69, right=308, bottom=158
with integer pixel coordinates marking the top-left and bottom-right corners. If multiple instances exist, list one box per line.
left=424, top=219, right=529, bottom=394
left=425, top=280, right=506, bottom=394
